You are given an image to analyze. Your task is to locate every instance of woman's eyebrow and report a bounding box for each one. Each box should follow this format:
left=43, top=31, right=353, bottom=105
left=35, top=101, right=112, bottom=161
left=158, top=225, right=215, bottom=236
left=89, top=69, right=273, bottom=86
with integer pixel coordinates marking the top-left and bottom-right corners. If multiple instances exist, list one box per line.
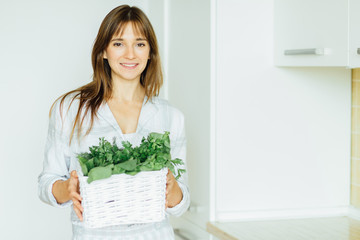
left=111, top=37, right=147, bottom=41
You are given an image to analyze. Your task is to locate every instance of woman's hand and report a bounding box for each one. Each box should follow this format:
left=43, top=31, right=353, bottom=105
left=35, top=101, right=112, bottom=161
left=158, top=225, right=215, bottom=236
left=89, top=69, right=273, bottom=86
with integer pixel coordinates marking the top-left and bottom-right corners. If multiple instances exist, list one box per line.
left=52, top=170, right=83, bottom=221
left=165, top=169, right=183, bottom=209
left=68, top=170, right=83, bottom=221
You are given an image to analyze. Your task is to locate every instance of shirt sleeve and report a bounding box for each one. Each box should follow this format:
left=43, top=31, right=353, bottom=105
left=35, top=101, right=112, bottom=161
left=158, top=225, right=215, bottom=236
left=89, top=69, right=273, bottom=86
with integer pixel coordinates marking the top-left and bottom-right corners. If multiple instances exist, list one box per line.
left=166, top=110, right=190, bottom=217
left=38, top=99, right=72, bottom=208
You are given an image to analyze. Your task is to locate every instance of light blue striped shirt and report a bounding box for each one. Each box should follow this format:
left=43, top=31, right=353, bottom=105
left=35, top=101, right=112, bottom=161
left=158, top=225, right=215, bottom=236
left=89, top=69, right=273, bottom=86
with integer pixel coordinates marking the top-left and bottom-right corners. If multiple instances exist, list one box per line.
left=38, top=95, right=190, bottom=240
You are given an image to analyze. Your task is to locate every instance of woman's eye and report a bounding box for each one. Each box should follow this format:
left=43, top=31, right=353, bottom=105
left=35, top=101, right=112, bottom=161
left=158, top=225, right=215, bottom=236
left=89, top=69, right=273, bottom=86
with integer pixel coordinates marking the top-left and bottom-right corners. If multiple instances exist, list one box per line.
left=137, top=43, right=146, bottom=47
left=113, top=42, right=123, bottom=47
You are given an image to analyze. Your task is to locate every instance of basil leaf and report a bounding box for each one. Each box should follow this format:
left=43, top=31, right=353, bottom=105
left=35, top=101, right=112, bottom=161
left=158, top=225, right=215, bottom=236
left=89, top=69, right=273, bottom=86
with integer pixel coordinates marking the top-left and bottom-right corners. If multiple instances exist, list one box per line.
left=117, top=157, right=137, bottom=171
left=113, top=163, right=126, bottom=174
left=87, top=164, right=114, bottom=184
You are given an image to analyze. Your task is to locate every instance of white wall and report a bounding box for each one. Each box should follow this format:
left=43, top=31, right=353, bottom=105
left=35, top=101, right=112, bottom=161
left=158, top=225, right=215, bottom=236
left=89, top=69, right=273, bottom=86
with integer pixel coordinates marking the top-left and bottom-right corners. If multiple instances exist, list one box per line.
left=0, top=1, right=149, bottom=239
left=165, top=0, right=211, bottom=228
left=215, top=0, right=351, bottom=220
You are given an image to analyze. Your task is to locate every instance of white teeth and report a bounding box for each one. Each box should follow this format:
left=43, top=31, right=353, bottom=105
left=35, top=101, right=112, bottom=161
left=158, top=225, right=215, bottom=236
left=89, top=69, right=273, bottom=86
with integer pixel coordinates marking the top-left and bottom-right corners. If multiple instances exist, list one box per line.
left=121, top=63, right=137, bottom=67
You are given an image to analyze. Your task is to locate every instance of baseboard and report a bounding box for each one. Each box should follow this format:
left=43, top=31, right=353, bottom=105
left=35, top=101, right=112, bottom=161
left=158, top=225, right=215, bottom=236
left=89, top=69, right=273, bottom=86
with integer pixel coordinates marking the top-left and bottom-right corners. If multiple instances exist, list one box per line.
left=216, top=206, right=349, bottom=222
left=348, top=206, right=360, bottom=220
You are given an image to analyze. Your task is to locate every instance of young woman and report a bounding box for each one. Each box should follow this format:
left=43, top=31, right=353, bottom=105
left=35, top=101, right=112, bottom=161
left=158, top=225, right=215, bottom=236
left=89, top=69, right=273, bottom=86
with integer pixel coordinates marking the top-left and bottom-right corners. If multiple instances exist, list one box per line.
left=38, top=5, right=189, bottom=239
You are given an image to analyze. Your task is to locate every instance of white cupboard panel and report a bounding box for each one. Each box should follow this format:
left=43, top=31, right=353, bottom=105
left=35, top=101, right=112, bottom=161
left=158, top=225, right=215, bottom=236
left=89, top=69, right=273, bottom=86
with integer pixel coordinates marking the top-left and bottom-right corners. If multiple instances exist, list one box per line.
left=349, top=0, right=360, bottom=68
left=274, top=0, right=348, bottom=67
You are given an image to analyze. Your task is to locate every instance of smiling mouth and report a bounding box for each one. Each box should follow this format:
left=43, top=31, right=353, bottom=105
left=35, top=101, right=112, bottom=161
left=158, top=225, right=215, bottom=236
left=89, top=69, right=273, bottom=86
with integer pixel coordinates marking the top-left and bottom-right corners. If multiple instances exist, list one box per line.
left=120, top=63, right=138, bottom=69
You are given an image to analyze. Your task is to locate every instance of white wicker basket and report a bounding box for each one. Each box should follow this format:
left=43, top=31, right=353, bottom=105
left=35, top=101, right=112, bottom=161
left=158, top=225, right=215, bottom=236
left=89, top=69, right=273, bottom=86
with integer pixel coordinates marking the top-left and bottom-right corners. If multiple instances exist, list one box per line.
left=77, top=167, right=168, bottom=228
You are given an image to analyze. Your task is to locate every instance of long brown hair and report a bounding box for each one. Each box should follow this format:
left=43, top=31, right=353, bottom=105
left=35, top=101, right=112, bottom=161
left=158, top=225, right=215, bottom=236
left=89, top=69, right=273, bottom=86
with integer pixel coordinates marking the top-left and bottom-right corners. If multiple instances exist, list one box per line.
left=51, top=5, right=163, bottom=144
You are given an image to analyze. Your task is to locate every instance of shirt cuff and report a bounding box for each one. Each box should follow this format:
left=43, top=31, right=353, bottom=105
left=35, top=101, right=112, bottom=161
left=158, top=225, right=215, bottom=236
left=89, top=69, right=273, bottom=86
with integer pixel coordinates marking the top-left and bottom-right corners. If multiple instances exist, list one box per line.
left=165, top=182, right=189, bottom=217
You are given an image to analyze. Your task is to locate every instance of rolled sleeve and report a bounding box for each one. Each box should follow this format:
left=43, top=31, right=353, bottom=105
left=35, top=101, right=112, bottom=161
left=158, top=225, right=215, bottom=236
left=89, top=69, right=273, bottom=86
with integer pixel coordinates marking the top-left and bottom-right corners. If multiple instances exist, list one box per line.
left=38, top=174, right=72, bottom=208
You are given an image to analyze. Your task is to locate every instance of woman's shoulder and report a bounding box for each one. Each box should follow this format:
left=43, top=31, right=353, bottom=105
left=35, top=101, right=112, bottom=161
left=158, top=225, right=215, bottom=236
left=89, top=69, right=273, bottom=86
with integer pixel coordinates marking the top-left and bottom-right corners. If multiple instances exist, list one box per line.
left=150, top=96, right=184, bottom=117
left=49, top=91, right=81, bottom=126
left=150, top=96, right=185, bottom=128
left=51, top=91, right=80, bottom=112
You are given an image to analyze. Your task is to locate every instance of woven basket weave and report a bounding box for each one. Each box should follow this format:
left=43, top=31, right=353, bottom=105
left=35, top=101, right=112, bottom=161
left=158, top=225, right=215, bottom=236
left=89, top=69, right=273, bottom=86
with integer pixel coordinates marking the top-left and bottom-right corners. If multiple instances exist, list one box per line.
left=77, top=167, right=168, bottom=228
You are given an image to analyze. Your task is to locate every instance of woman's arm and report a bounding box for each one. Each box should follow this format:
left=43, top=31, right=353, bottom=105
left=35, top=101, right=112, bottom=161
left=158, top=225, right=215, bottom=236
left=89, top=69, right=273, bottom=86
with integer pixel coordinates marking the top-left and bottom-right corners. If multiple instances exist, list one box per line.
left=38, top=99, right=72, bottom=207
left=165, top=109, right=190, bottom=217
left=38, top=98, right=83, bottom=220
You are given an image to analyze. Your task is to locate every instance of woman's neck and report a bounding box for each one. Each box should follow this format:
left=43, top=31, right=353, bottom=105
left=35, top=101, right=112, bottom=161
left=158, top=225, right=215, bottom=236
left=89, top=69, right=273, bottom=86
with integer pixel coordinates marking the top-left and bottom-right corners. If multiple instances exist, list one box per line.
left=110, top=79, right=145, bottom=103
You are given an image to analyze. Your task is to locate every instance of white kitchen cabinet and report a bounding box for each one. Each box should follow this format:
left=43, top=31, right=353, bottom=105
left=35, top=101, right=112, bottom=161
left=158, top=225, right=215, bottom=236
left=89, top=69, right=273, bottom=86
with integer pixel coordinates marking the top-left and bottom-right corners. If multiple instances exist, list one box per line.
left=274, top=0, right=360, bottom=68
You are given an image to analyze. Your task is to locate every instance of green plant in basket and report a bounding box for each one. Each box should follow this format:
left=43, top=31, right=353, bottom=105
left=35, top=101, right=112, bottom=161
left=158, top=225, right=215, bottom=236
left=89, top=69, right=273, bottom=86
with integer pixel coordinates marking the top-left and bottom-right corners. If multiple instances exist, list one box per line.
left=77, top=131, right=186, bottom=183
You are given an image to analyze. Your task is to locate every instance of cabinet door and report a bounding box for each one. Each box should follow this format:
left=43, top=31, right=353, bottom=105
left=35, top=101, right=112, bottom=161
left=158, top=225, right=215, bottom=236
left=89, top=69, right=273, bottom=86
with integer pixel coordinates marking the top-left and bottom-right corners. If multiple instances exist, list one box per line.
left=274, top=0, right=348, bottom=67
left=349, top=0, right=360, bottom=68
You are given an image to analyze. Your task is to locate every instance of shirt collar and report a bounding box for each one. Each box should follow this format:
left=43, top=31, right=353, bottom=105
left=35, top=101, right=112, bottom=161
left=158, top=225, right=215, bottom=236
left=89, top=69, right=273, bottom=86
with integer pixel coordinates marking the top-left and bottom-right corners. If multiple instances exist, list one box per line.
left=97, top=96, right=159, bottom=135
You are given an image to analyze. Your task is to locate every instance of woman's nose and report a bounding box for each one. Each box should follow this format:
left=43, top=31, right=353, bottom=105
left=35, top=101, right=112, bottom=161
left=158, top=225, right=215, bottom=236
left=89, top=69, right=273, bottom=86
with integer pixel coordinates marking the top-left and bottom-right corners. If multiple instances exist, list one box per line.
left=124, top=46, right=135, bottom=59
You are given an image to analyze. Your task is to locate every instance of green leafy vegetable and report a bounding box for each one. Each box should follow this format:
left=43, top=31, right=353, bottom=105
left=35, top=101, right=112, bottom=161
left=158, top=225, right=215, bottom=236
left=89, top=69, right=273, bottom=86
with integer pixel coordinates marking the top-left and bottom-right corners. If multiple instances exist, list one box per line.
left=87, top=164, right=114, bottom=183
left=77, top=131, right=185, bottom=183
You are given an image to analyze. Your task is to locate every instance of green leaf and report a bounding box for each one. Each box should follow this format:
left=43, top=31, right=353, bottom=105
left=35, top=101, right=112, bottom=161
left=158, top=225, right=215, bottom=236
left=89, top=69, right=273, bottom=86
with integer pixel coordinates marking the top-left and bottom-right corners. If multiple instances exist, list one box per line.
left=168, top=164, right=175, bottom=174
left=139, top=165, right=153, bottom=171
left=125, top=170, right=140, bottom=176
left=153, top=162, right=163, bottom=170
left=112, top=164, right=126, bottom=174
left=176, top=169, right=186, bottom=180
left=116, top=157, right=137, bottom=171
left=87, top=164, right=114, bottom=183
left=171, top=158, right=184, bottom=165
left=106, top=153, right=113, bottom=162
left=94, top=157, right=101, bottom=167
left=78, top=155, right=89, bottom=164
left=85, top=158, right=94, bottom=170
left=78, top=160, right=88, bottom=176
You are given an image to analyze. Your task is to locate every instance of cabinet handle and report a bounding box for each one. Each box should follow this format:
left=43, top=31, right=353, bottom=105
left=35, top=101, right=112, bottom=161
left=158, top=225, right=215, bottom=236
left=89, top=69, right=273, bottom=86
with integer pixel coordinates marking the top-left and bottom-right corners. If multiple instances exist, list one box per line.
left=174, top=229, right=191, bottom=240
left=358, top=48, right=360, bottom=55
left=284, top=48, right=324, bottom=55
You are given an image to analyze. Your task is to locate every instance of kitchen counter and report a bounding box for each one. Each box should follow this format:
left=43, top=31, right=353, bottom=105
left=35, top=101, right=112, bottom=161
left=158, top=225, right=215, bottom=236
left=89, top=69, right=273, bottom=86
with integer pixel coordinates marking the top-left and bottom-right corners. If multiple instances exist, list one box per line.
left=207, top=217, right=360, bottom=240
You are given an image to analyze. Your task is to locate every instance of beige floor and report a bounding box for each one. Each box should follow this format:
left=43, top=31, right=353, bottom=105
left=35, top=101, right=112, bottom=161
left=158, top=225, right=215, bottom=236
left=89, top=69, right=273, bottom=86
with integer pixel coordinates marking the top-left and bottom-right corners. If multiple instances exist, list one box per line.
left=207, top=217, right=360, bottom=240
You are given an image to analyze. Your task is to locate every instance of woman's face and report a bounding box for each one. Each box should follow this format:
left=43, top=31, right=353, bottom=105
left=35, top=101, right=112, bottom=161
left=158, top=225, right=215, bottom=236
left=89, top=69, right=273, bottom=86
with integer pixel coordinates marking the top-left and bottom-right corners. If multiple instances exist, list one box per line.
left=104, top=23, right=150, bottom=83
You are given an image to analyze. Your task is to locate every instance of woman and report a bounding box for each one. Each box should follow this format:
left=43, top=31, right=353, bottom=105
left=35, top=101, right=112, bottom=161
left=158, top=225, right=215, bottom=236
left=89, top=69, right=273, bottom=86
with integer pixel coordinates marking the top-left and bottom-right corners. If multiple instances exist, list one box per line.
left=38, top=5, right=189, bottom=240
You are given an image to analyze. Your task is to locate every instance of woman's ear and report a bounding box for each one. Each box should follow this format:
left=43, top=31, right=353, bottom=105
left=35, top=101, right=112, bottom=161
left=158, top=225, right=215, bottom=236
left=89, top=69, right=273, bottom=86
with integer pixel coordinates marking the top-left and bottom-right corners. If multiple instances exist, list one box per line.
left=103, top=51, right=108, bottom=59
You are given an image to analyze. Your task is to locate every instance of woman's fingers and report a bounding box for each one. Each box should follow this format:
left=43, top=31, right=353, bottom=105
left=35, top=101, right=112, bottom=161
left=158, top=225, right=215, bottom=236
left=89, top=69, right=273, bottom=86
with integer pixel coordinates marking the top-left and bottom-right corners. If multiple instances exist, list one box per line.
left=71, top=170, right=78, bottom=178
left=166, top=168, right=177, bottom=209
left=71, top=191, right=82, bottom=202
left=166, top=169, right=174, bottom=182
left=69, top=170, right=83, bottom=220
left=73, top=205, right=83, bottom=221
left=73, top=199, right=84, bottom=212
left=72, top=193, right=83, bottom=221
left=166, top=169, right=175, bottom=194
